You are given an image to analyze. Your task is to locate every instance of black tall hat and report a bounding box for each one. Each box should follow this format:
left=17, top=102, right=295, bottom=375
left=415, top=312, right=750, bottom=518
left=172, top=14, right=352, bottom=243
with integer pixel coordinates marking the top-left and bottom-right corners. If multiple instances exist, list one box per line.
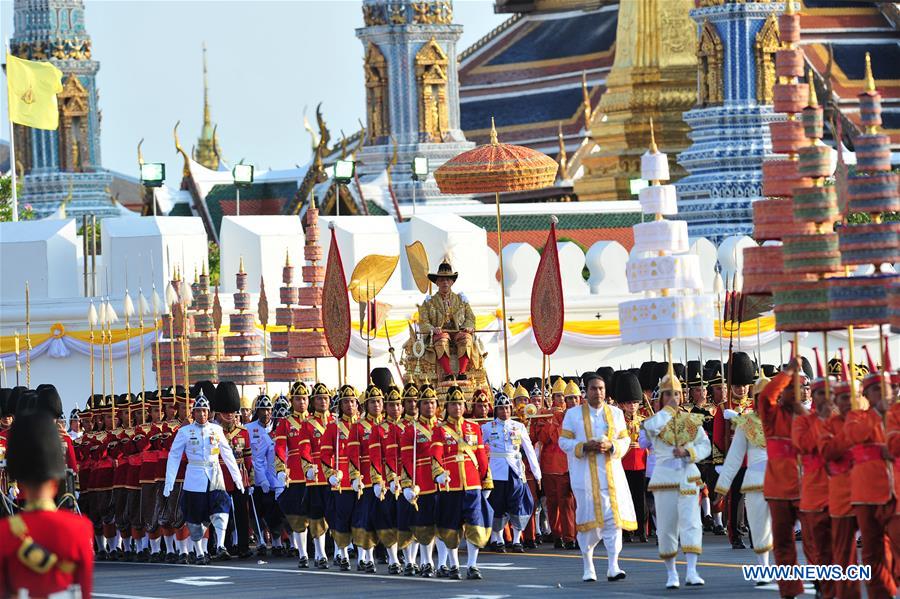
left=0, top=388, right=11, bottom=417
left=215, top=381, right=241, bottom=413
left=7, top=411, right=66, bottom=484
left=686, top=361, right=704, bottom=388
left=638, top=362, right=658, bottom=392
left=370, top=367, right=394, bottom=395
left=193, top=380, right=216, bottom=403
left=704, top=360, right=723, bottom=375
left=615, top=372, right=643, bottom=403
left=761, top=364, right=779, bottom=378
left=727, top=352, right=757, bottom=386
left=17, top=390, right=39, bottom=415
left=37, top=385, right=63, bottom=418
left=672, top=363, right=686, bottom=384
left=596, top=367, right=615, bottom=394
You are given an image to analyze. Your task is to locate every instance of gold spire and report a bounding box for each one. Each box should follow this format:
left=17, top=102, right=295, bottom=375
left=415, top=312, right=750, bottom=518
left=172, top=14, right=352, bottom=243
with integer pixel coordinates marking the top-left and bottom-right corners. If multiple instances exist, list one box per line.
left=581, top=70, right=592, bottom=131
left=202, top=42, right=211, bottom=128
left=194, top=266, right=199, bottom=284
left=285, top=249, right=291, bottom=267
left=807, top=69, right=818, bottom=107
left=649, top=116, right=658, bottom=153
left=194, top=43, right=219, bottom=170
left=864, top=52, right=876, bottom=94
left=239, top=255, right=245, bottom=274
left=203, top=261, right=208, bottom=277
left=490, top=116, right=499, bottom=145
left=784, top=0, right=796, bottom=15
left=557, top=122, right=568, bottom=180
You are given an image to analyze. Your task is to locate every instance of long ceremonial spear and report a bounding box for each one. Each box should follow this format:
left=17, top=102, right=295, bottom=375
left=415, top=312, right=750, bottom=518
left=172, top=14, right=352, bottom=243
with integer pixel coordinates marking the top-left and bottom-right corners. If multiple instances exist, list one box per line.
left=13, top=331, right=20, bottom=386
left=124, top=288, right=135, bottom=399
left=89, top=301, right=98, bottom=398
left=24, top=281, right=31, bottom=387
left=139, top=289, right=149, bottom=399
left=106, top=293, right=118, bottom=398
left=99, top=302, right=107, bottom=399
left=166, top=278, right=178, bottom=392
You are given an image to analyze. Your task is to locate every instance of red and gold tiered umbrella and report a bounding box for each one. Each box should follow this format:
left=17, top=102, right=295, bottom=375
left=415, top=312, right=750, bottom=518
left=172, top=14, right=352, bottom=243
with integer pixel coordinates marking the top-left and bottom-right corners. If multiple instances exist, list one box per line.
left=435, top=118, right=559, bottom=383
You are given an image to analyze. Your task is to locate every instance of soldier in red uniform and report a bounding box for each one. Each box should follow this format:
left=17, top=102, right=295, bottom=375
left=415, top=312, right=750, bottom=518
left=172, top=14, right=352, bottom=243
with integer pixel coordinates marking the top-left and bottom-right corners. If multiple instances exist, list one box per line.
left=618, top=372, right=648, bottom=544
left=792, top=353, right=835, bottom=599
left=135, top=392, right=164, bottom=561
left=388, top=382, right=421, bottom=574
left=349, top=384, right=384, bottom=573
left=536, top=377, right=576, bottom=549
left=215, top=382, right=254, bottom=560
left=758, top=358, right=806, bottom=599
left=299, top=382, right=333, bottom=568
left=275, top=381, right=311, bottom=567
left=431, top=385, right=494, bottom=580
left=0, top=412, right=94, bottom=598
left=370, top=383, right=404, bottom=574
left=320, top=384, right=360, bottom=571
left=400, top=384, right=440, bottom=576
left=845, top=367, right=897, bottom=599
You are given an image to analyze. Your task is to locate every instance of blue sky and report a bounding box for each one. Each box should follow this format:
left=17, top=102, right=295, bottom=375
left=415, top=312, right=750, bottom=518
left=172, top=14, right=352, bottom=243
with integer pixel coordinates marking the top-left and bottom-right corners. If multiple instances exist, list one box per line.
left=1, top=1, right=507, bottom=180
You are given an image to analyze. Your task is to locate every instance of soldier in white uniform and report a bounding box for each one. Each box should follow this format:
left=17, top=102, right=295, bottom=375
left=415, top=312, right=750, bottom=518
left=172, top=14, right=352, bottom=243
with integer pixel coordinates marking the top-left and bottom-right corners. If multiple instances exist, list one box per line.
left=244, top=394, right=285, bottom=556
left=558, top=373, right=635, bottom=583
left=482, top=393, right=541, bottom=552
left=642, top=364, right=711, bottom=589
left=163, top=393, right=243, bottom=564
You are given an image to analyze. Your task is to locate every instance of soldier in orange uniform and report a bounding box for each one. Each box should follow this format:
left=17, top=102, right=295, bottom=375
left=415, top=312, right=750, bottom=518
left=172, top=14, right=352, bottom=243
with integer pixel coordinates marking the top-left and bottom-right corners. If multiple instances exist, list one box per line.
left=431, top=385, right=494, bottom=580
left=400, top=384, right=440, bottom=577
left=274, top=381, right=312, bottom=567
left=791, top=353, right=835, bottom=599
left=0, top=412, right=94, bottom=598
left=536, top=378, right=576, bottom=549
left=846, top=366, right=897, bottom=599
left=757, top=358, right=805, bottom=599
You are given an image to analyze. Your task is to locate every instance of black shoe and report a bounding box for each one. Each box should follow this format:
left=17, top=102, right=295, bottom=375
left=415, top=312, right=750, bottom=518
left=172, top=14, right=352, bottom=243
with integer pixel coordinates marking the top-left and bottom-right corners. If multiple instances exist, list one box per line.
left=523, top=540, right=536, bottom=550
left=623, top=531, right=633, bottom=543
left=195, top=554, right=209, bottom=566
left=456, top=373, right=467, bottom=380
left=731, top=538, right=747, bottom=549
left=95, top=549, right=108, bottom=562
left=404, top=563, right=416, bottom=576
left=702, top=515, right=713, bottom=532
left=713, top=524, right=726, bottom=536
left=490, top=542, right=506, bottom=553
left=140, top=548, right=152, bottom=563
left=420, top=564, right=434, bottom=578
left=239, top=550, right=253, bottom=559
left=215, top=548, right=232, bottom=561
left=113, top=548, right=124, bottom=561
left=437, top=565, right=449, bottom=578
left=340, top=557, right=351, bottom=571
left=388, top=563, right=402, bottom=575
left=124, top=550, right=135, bottom=562
left=448, top=565, right=461, bottom=580
left=608, top=571, right=627, bottom=582
left=177, top=553, right=188, bottom=565
left=289, top=547, right=299, bottom=558
left=357, top=560, right=366, bottom=571
left=638, top=532, right=648, bottom=543
left=166, top=552, right=178, bottom=564
left=348, top=547, right=358, bottom=559
left=511, top=543, right=524, bottom=553
left=564, top=541, right=577, bottom=550
left=554, top=538, right=564, bottom=549
left=365, top=561, right=377, bottom=574
left=272, top=546, right=285, bottom=557
left=333, top=554, right=342, bottom=567
left=466, top=566, right=483, bottom=580
left=316, top=557, right=329, bottom=569
left=443, top=374, right=456, bottom=382
left=187, top=552, right=196, bottom=565
left=149, top=551, right=163, bottom=563
left=298, top=556, right=309, bottom=569
left=256, top=545, right=268, bottom=557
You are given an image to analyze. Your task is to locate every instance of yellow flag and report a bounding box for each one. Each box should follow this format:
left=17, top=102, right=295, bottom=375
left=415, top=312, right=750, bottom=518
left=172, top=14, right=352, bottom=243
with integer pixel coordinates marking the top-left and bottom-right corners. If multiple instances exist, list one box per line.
left=6, top=53, right=63, bottom=130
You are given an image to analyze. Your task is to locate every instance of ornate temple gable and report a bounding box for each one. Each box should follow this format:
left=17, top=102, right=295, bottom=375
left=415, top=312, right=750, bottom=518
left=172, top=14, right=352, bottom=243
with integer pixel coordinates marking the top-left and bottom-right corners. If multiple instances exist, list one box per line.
left=698, top=20, right=724, bottom=107
left=364, top=43, right=390, bottom=143
left=755, top=13, right=780, bottom=105
left=58, top=74, right=90, bottom=173
left=416, top=38, right=450, bottom=143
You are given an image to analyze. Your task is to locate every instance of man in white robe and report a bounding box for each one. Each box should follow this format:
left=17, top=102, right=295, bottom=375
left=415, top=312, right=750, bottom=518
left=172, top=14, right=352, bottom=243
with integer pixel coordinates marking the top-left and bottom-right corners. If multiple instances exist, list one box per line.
left=559, top=374, right=636, bottom=582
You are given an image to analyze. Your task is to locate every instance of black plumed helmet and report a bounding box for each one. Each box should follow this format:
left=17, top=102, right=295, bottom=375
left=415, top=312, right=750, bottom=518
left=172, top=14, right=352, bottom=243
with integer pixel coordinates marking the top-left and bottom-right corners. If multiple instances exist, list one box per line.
left=638, top=362, right=658, bottom=391
left=615, top=372, right=643, bottom=403
left=7, top=411, right=66, bottom=484
left=370, top=367, right=394, bottom=395
left=214, top=381, right=241, bottom=413
left=728, top=352, right=757, bottom=386
left=596, top=367, right=615, bottom=393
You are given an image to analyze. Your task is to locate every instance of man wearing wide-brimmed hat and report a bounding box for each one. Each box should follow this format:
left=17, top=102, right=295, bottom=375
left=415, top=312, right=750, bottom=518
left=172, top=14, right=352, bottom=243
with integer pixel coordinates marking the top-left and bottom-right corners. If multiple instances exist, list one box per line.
left=418, top=259, right=477, bottom=381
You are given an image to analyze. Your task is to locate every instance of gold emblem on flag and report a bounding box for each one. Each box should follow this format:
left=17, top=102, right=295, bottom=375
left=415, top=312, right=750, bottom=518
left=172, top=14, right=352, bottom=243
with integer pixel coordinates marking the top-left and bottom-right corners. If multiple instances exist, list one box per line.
left=21, top=85, right=35, bottom=105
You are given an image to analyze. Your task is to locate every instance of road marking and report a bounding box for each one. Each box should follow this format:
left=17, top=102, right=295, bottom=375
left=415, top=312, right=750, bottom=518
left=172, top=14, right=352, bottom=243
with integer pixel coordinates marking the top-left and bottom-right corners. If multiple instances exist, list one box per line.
left=98, top=560, right=455, bottom=583
left=477, top=562, right=535, bottom=571
left=517, top=584, right=553, bottom=589
left=167, top=575, right=233, bottom=587
left=512, top=551, right=744, bottom=569
left=95, top=595, right=168, bottom=599
left=442, top=595, right=509, bottom=599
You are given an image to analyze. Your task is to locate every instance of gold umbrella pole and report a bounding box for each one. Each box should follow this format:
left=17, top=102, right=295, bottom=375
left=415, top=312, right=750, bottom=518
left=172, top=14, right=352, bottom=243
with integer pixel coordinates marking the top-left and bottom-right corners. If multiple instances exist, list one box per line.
left=14, top=332, right=20, bottom=387
left=848, top=324, right=858, bottom=407
left=541, top=353, right=547, bottom=410
left=495, top=191, right=510, bottom=384
left=25, top=282, right=31, bottom=387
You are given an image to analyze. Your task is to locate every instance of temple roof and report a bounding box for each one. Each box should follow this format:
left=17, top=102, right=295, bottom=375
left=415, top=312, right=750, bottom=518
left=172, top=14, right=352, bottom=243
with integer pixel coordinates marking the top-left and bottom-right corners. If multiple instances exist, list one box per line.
left=459, top=4, right=617, bottom=157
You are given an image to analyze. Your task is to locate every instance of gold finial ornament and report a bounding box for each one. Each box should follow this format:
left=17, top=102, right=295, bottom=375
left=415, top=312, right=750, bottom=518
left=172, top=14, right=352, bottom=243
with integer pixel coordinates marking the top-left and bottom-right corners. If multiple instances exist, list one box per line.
left=581, top=70, right=591, bottom=130
left=285, top=249, right=291, bottom=267
left=864, top=52, right=876, bottom=94
left=649, top=117, right=658, bottom=153
left=784, top=0, right=796, bottom=15
left=807, top=69, right=818, bottom=107
left=557, top=122, right=568, bottom=180
left=239, top=255, right=245, bottom=274
left=490, top=116, right=499, bottom=145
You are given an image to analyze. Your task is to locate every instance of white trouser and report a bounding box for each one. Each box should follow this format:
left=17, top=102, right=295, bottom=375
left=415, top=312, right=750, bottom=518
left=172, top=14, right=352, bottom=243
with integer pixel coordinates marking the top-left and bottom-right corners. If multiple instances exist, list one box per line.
left=745, top=491, right=773, bottom=554
left=653, top=489, right=702, bottom=558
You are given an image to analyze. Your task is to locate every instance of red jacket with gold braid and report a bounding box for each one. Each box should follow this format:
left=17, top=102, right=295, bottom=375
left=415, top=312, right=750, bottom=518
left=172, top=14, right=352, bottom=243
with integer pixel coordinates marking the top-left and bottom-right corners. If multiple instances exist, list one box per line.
left=369, top=417, right=401, bottom=487
left=300, top=411, right=332, bottom=487
left=320, top=416, right=359, bottom=492
left=351, top=414, right=382, bottom=488
left=275, top=411, right=310, bottom=484
left=221, top=425, right=252, bottom=491
left=400, top=416, right=438, bottom=495
left=430, top=416, right=493, bottom=492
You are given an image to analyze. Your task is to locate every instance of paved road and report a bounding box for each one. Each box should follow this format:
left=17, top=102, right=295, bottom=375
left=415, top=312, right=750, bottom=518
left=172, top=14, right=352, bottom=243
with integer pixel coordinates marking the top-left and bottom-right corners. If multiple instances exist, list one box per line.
left=93, top=536, right=814, bottom=599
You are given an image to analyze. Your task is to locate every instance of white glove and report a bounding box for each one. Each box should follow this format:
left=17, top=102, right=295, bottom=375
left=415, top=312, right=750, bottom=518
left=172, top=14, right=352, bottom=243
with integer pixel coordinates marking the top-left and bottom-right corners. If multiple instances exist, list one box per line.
left=351, top=478, right=362, bottom=493
left=8, top=484, right=19, bottom=501
left=306, top=467, right=317, bottom=481
left=275, top=486, right=284, bottom=500
left=277, top=471, right=287, bottom=487
left=435, top=472, right=449, bottom=486
left=723, top=409, right=738, bottom=421
left=403, top=488, right=416, bottom=503
left=483, top=489, right=491, bottom=500
left=162, top=484, right=172, bottom=498
left=389, top=480, right=399, bottom=495
left=260, top=481, right=271, bottom=494
left=328, top=475, right=340, bottom=487
left=714, top=465, right=723, bottom=474
left=373, top=483, right=383, bottom=498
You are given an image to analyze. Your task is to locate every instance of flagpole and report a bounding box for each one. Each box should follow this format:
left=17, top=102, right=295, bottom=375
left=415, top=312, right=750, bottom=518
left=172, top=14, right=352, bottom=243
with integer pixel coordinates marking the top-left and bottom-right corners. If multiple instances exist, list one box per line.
left=5, top=45, right=18, bottom=222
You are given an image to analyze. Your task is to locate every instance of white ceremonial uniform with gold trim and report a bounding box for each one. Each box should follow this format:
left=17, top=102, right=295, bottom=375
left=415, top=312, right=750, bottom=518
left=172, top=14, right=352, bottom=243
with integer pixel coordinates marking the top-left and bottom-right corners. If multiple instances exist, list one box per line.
left=559, top=401, right=635, bottom=581
left=642, top=406, right=710, bottom=559
left=714, top=411, right=772, bottom=556
left=165, top=421, right=243, bottom=494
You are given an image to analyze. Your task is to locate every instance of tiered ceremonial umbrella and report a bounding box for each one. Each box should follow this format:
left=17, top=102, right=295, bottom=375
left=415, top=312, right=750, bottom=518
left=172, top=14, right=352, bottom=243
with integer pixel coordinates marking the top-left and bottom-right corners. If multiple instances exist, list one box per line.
left=435, top=118, right=558, bottom=383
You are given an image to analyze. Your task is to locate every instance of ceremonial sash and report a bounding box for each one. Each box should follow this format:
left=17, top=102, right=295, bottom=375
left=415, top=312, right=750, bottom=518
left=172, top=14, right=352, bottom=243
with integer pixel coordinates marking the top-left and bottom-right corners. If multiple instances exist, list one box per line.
left=850, top=443, right=884, bottom=464
left=826, top=456, right=852, bottom=476
left=766, top=438, right=798, bottom=461
left=801, top=454, right=825, bottom=473
left=440, top=423, right=478, bottom=467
